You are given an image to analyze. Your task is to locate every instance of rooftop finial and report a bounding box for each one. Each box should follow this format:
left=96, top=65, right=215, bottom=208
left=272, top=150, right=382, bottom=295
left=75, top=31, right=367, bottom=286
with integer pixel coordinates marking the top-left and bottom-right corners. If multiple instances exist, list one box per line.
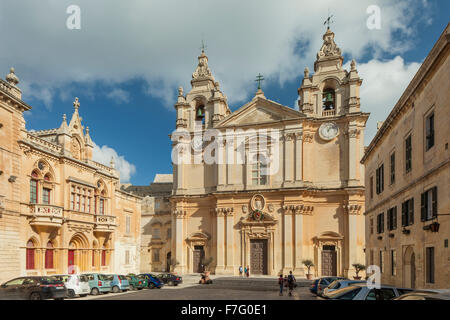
left=255, top=73, right=265, bottom=90
left=323, top=9, right=334, bottom=30
left=200, top=39, right=207, bottom=53
left=63, top=114, right=67, bottom=122
left=110, top=156, right=115, bottom=169
left=6, top=67, right=19, bottom=86
left=73, top=97, right=80, bottom=110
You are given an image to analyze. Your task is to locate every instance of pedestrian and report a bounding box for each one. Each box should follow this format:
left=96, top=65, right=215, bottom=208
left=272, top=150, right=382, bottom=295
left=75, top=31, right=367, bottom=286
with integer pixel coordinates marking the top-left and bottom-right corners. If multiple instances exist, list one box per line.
left=239, top=266, right=243, bottom=277
left=278, top=274, right=284, bottom=296
left=287, top=271, right=296, bottom=296
left=244, top=266, right=247, bottom=277
left=246, top=266, right=250, bottom=277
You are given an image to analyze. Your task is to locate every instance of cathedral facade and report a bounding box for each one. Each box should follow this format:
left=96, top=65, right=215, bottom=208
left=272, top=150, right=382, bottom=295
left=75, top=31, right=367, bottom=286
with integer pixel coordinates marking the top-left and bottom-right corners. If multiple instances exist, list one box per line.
left=0, top=71, right=141, bottom=284
left=169, top=28, right=368, bottom=277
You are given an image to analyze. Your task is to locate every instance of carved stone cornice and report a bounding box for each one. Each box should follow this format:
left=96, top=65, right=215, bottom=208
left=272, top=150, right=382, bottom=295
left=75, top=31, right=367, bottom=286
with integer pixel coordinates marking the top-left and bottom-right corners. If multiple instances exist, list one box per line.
left=282, top=204, right=314, bottom=215
left=303, top=132, right=314, bottom=143
left=173, top=209, right=187, bottom=218
left=344, top=204, right=362, bottom=215
left=214, top=207, right=234, bottom=217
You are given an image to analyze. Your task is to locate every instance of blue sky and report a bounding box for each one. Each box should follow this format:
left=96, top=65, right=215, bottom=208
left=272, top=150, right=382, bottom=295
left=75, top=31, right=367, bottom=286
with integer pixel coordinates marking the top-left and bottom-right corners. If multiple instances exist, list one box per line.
left=1, top=0, right=448, bottom=185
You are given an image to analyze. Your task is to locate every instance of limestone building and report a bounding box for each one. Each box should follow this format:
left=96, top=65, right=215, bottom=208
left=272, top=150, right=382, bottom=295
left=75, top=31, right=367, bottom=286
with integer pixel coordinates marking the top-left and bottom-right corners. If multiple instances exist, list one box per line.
left=170, top=28, right=369, bottom=277
left=123, top=174, right=173, bottom=272
left=0, top=70, right=141, bottom=284
left=361, top=24, right=449, bottom=289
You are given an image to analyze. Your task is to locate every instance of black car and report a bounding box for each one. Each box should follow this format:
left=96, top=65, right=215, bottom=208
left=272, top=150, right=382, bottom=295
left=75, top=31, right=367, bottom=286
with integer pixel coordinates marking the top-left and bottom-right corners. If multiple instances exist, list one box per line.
left=0, top=276, right=68, bottom=300
left=157, top=273, right=183, bottom=286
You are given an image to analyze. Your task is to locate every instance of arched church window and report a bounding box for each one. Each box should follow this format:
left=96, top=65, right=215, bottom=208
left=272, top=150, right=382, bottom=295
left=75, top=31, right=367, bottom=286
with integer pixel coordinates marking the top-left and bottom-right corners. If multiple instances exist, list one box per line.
left=30, top=171, right=39, bottom=204
left=45, top=241, right=54, bottom=269
left=322, top=88, right=335, bottom=110
left=251, top=154, right=268, bottom=186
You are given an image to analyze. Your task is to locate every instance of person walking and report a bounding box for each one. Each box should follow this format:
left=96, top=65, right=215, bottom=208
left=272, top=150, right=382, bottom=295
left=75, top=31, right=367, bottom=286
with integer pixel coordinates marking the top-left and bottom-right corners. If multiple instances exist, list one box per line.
left=246, top=266, right=250, bottom=278
left=244, top=266, right=247, bottom=277
left=278, top=274, right=284, bottom=296
left=239, top=266, right=243, bottom=277
left=287, top=271, right=296, bottom=296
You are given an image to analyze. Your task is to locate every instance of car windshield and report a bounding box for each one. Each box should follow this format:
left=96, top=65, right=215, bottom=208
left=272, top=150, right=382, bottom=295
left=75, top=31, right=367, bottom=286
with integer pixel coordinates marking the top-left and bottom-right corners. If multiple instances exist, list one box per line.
left=40, top=277, right=62, bottom=284
left=137, top=275, right=146, bottom=280
left=98, top=274, right=112, bottom=281
left=118, top=276, right=127, bottom=280
left=328, top=280, right=340, bottom=289
left=79, top=275, right=88, bottom=282
left=54, top=275, right=69, bottom=282
left=327, top=286, right=361, bottom=299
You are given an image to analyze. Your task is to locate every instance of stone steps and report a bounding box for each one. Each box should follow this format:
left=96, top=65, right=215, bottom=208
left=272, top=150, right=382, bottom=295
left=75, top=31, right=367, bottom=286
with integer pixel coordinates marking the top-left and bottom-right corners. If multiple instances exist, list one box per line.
left=202, top=276, right=312, bottom=292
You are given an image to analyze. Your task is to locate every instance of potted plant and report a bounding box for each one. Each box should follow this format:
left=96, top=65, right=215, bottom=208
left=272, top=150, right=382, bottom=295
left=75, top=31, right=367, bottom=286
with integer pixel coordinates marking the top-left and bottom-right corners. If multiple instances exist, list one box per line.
left=202, top=257, right=214, bottom=277
left=302, top=259, right=314, bottom=280
left=352, top=263, right=366, bottom=280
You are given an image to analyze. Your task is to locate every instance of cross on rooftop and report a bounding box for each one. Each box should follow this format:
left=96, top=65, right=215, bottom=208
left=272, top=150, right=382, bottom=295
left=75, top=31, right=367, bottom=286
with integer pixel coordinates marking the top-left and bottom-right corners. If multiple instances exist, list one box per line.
left=323, top=9, right=334, bottom=29
left=255, top=73, right=264, bottom=90
left=73, top=97, right=80, bottom=110
left=200, top=40, right=207, bottom=53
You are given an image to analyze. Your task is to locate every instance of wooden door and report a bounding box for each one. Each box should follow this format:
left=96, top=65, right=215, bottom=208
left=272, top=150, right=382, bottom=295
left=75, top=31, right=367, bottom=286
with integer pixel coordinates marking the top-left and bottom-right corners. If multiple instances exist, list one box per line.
left=68, top=250, right=75, bottom=274
left=250, top=239, right=268, bottom=275
left=193, top=246, right=204, bottom=273
left=321, top=246, right=337, bottom=276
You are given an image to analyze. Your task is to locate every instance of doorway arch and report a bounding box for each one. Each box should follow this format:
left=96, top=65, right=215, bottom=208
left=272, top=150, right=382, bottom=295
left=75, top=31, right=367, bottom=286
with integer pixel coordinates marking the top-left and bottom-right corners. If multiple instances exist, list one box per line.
left=68, top=233, right=89, bottom=274
left=403, top=246, right=416, bottom=288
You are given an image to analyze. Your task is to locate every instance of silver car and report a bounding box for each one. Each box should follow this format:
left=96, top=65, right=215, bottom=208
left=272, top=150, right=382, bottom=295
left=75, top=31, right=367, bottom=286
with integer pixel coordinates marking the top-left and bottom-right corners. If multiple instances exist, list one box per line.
left=394, top=289, right=450, bottom=300
left=323, top=283, right=413, bottom=300
left=322, top=279, right=366, bottom=296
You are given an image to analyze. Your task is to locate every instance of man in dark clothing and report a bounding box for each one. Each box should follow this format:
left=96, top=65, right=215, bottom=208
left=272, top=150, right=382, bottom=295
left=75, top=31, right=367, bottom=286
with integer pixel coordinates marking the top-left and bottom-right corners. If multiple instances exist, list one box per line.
left=287, top=271, right=296, bottom=296
left=278, top=274, right=284, bottom=296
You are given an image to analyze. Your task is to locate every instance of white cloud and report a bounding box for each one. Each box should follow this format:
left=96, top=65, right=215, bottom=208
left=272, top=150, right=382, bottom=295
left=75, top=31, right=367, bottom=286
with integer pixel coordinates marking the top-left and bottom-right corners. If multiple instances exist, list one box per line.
left=344, top=57, right=421, bottom=145
left=0, top=0, right=431, bottom=109
left=92, top=142, right=136, bottom=183
left=106, top=88, right=130, bottom=104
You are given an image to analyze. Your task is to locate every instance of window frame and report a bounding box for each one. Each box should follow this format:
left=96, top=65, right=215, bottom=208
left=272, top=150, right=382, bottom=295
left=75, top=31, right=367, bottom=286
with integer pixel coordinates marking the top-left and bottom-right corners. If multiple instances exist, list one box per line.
left=405, top=134, right=412, bottom=173
left=390, top=152, right=395, bottom=185
left=425, top=111, right=435, bottom=151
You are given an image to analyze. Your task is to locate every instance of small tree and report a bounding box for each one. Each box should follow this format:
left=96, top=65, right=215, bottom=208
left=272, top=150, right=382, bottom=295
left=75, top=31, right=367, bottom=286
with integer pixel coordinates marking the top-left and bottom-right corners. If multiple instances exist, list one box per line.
left=203, top=257, right=214, bottom=271
left=302, top=259, right=314, bottom=274
left=352, top=263, right=366, bottom=278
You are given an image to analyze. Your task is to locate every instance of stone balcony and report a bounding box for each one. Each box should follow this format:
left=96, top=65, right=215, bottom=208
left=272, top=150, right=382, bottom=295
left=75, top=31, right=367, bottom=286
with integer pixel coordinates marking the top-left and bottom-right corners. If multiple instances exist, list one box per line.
left=28, top=204, right=64, bottom=228
left=94, top=214, right=117, bottom=233
left=322, top=109, right=336, bottom=117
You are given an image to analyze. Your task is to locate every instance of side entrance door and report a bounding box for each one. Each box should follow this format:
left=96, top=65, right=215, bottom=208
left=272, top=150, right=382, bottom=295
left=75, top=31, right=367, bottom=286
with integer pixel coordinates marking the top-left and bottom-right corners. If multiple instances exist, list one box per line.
left=321, top=245, right=337, bottom=276
left=193, top=246, right=204, bottom=273
left=250, top=239, right=268, bottom=275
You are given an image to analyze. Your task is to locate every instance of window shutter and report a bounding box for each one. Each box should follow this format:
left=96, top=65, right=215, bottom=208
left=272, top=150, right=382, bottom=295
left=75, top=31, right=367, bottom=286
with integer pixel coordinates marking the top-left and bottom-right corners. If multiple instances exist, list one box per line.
left=387, top=210, right=391, bottom=231
left=381, top=212, right=385, bottom=233
left=421, top=192, right=426, bottom=221
left=401, top=202, right=406, bottom=227
left=432, top=187, right=437, bottom=218
left=409, top=198, right=414, bottom=225
left=393, top=207, right=397, bottom=229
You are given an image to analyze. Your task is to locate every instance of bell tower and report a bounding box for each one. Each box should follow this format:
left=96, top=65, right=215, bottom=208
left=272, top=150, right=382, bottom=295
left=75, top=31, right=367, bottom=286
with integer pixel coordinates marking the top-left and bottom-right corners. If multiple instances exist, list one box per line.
left=174, top=48, right=230, bottom=132
left=298, top=27, right=362, bottom=118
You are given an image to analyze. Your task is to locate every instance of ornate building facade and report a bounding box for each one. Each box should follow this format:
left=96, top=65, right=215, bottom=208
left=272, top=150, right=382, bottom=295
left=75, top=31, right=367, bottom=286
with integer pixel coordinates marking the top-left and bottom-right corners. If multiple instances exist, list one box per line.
left=0, top=71, right=141, bottom=284
left=169, top=28, right=368, bottom=277
left=362, top=24, right=449, bottom=289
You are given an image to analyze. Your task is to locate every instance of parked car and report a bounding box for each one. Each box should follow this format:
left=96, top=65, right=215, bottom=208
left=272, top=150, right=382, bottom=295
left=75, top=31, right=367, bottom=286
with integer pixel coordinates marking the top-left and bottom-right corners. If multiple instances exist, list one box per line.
left=157, top=273, right=183, bottom=286
left=83, top=273, right=112, bottom=295
left=323, top=283, right=413, bottom=300
left=53, top=274, right=90, bottom=298
left=309, top=279, right=320, bottom=295
left=0, top=276, right=67, bottom=300
left=394, top=289, right=450, bottom=300
left=322, top=279, right=366, bottom=296
left=125, top=274, right=148, bottom=290
left=139, top=273, right=164, bottom=289
left=107, top=274, right=130, bottom=293
left=316, top=277, right=347, bottom=296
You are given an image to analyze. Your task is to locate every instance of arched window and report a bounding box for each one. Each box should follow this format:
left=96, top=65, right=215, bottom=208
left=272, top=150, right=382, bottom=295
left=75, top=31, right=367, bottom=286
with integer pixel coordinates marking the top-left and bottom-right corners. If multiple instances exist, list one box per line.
left=322, top=88, right=335, bottom=110
left=30, top=172, right=39, bottom=204
left=101, top=246, right=106, bottom=266
left=45, top=241, right=54, bottom=269
left=26, top=240, right=35, bottom=270
left=251, top=154, right=268, bottom=186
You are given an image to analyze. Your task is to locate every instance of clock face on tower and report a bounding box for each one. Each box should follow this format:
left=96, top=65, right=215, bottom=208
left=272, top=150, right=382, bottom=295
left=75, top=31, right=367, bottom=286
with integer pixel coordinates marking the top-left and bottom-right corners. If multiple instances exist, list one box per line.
left=319, top=122, right=339, bottom=141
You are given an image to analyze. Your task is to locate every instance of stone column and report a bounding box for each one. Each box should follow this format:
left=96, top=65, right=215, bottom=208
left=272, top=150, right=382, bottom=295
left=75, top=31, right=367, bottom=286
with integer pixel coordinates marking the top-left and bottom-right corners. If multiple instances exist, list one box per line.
left=345, top=203, right=361, bottom=277
left=284, top=133, right=294, bottom=183
left=282, top=207, right=294, bottom=273
left=294, top=207, right=304, bottom=275
left=217, top=138, right=226, bottom=186
left=174, top=209, right=186, bottom=274
left=215, top=209, right=226, bottom=273
left=295, top=132, right=303, bottom=182
left=347, top=127, right=360, bottom=186
left=225, top=209, right=234, bottom=273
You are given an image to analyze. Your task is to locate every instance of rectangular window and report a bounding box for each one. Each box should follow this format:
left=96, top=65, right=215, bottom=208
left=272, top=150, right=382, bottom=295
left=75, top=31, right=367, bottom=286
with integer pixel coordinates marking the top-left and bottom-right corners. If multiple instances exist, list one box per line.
left=370, top=250, right=374, bottom=266
left=81, top=196, right=85, bottom=212
left=167, top=228, right=172, bottom=239
left=99, top=199, right=104, bottom=215
left=387, top=207, right=397, bottom=231
left=126, top=216, right=131, bottom=234
left=370, top=176, right=374, bottom=199
left=377, top=212, right=384, bottom=234
left=76, top=194, right=80, bottom=211
left=391, top=250, right=396, bottom=276
left=125, top=250, right=130, bottom=265
left=426, top=247, right=435, bottom=283
left=421, top=187, right=438, bottom=221
left=379, top=250, right=383, bottom=273
left=405, top=135, right=412, bottom=173
left=70, top=193, right=75, bottom=210
left=42, top=188, right=51, bottom=205
left=376, top=164, right=384, bottom=194
left=152, top=248, right=160, bottom=262
left=153, top=228, right=160, bottom=239
left=30, top=180, right=38, bottom=204
left=390, top=152, right=395, bottom=184
left=402, top=198, right=414, bottom=227
left=87, top=197, right=91, bottom=213
left=425, top=112, right=435, bottom=151
left=370, top=218, right=374, bottom=235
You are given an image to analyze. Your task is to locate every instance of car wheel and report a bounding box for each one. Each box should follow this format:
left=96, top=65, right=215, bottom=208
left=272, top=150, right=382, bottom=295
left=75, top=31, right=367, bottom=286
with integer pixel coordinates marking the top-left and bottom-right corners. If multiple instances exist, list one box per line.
left=112, top=286, right=120, bottom=293
left=68, top=289, right=76, bottom=299
left=168, top=281, right=174, bottom=286
left=29, top=292, right=41, bottom=300
left=129, top=285, right=135, bottom=291
left=91, top=288, right=99, bottom=296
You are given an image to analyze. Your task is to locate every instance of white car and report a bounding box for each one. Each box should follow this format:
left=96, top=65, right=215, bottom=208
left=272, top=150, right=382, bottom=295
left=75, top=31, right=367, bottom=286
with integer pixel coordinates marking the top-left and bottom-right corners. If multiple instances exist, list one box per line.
left=53, top=274, right=90, bottom=298
left=322, top=279, right=366, bottom=296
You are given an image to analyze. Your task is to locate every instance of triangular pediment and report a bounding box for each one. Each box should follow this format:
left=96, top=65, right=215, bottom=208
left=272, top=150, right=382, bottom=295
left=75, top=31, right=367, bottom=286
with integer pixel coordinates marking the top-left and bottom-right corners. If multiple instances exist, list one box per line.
left=216, top=97, right=304, bottom=128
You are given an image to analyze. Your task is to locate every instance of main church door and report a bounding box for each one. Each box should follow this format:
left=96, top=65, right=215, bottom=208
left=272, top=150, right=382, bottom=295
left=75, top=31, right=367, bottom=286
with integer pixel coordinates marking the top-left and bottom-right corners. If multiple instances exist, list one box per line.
left=193, top=246, right=204, bottom=273
left=321, top=245, right=337, bottom=276
left=250, top=239, right=268, bottom=275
